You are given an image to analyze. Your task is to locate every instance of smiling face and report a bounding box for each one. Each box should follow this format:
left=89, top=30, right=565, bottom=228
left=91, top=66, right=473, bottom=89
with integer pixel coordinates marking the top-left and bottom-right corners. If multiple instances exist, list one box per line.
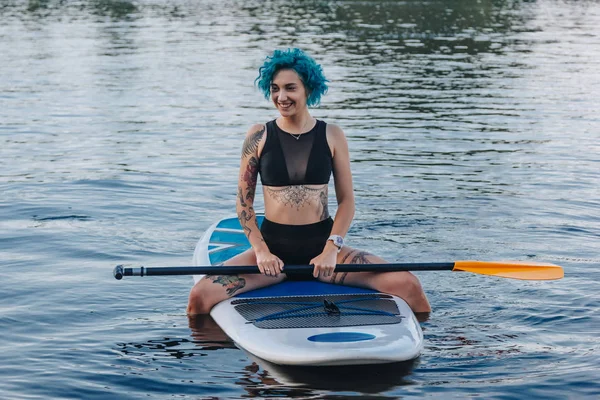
left=270, top=69, right=309, bottom=117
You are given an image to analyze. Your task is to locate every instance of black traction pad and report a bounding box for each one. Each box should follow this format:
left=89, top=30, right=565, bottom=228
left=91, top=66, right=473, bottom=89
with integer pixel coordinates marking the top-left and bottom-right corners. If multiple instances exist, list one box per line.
left=232, top=293, right=403, bottom=329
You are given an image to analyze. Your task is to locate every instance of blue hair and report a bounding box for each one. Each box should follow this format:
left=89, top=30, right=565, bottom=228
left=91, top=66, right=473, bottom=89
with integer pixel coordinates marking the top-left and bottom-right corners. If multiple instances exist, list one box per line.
left=256, top=48, right=328, bottom=107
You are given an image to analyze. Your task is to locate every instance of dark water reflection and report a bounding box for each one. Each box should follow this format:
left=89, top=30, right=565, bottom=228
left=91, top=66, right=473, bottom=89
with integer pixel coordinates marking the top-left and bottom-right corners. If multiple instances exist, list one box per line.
left=1, top=0, right=599, bottom=399
left=187, top=315, right=417, bottom=396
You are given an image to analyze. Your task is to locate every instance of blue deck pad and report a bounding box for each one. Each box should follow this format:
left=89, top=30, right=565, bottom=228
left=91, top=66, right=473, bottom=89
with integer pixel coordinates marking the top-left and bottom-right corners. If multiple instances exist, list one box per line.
left=209, top=230, right=247, bottom=243
left=209, top=216, right=263, bottom=265
left=209, top=244, right=251, bottom=265
left=216, top=215, right=264, bottom=230
left=237, top=281, right=377, bottom=298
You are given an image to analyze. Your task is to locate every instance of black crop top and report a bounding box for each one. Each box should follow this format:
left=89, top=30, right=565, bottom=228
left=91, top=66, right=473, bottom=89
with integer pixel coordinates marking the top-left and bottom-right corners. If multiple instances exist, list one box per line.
left=259, top=119, right=333, bottom=187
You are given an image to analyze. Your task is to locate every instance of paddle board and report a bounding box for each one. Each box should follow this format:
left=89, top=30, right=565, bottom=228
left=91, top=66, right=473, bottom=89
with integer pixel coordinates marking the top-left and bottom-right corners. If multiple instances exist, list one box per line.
left=192, top=215, right=424, bottom=366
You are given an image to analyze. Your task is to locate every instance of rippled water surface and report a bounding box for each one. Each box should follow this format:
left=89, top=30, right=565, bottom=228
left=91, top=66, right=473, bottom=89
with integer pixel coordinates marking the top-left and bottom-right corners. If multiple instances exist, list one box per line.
left=1, top=0, right=599, bottom=398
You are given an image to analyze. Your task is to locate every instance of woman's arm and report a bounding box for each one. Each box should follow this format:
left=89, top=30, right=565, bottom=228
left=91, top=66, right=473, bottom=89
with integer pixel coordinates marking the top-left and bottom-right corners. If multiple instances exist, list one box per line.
left=236, top=124, right=283, bottom=275
left=237, top=124, right=268, bottom=249
left=310, top=123, right=356, bottom=276
left=327, top=123, right=355, bottom=245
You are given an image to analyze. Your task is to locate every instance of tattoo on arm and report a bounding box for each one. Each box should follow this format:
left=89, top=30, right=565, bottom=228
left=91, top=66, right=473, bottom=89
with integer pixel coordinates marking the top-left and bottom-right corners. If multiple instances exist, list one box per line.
left=241, top=127, right=265, bottom=158
left=237, top=187, right=247, bottom=208
left=238, top=126, right=262, bottom=240
left=206, top=275, right=246, bottom=296
left=238, top=156, right=260, bottom=237
left=243, top=157, right=259, bottom=202
left=239, top=208, right=255, bottom=236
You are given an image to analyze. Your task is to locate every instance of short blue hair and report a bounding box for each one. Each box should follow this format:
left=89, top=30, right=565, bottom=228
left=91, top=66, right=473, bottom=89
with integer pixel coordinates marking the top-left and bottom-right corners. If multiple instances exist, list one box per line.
left=256, top=48, right=328, bottom=107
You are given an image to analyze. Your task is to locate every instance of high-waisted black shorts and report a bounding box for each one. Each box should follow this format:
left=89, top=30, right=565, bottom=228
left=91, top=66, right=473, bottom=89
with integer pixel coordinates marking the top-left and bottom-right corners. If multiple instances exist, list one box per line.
left=260, top=217, right=334, bottom=280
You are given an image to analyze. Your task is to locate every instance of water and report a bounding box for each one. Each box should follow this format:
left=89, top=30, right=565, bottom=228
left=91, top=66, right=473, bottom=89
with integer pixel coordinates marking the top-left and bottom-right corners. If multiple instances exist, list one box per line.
left=1, top=0, right=599, bottom=398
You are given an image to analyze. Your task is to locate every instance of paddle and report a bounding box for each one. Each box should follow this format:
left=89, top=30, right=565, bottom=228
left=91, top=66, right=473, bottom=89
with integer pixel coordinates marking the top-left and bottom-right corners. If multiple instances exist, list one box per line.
left=113, top=260, right=563, bottom=281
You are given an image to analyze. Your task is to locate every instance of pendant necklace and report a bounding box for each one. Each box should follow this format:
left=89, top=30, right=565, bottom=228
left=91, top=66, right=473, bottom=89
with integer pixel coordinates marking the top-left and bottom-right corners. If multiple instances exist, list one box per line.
left=288, top=118, right=311, bottom=140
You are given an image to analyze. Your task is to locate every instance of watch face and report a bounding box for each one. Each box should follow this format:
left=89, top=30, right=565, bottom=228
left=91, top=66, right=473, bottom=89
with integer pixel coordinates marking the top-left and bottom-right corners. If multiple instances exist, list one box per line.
left=331, top=235, right=343, bottom=248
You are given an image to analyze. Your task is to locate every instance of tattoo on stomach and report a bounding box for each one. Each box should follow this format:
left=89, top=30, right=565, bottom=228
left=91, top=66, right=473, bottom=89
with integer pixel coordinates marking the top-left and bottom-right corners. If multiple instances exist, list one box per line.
left=266, top=185, right=328, bottom=211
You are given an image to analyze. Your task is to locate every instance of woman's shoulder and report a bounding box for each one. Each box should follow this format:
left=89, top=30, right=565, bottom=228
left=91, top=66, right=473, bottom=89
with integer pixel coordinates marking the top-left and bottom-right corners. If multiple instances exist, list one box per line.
left=324, top=121, right=346, bottom=140
left=246, top=119, right=279, bottom=135
left=323, top=121, right=348, bottom=158
left=244, top=123, right=268, bottom=140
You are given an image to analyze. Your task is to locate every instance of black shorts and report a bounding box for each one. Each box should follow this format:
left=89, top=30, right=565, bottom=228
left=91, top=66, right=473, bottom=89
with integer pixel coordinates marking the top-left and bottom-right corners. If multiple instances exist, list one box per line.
left=260, top=217, right=334, bottom=280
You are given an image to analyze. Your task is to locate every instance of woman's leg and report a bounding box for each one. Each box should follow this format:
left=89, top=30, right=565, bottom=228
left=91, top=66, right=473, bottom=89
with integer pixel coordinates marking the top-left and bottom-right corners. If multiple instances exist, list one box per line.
left=187, top=248, right=285, bottom=315
left=317, top=246, right=431, bottom=313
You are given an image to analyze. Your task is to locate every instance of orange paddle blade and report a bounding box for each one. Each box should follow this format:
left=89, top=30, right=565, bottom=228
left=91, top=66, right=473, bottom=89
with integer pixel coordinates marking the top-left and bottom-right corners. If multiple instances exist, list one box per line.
left=453, top=260, right=564, bottom=280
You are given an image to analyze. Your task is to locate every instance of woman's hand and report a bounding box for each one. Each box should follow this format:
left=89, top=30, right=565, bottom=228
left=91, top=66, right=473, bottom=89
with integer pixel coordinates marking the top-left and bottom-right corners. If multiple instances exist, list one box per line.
left=255, top=248, right=284, bottom=277
left=310, top=244, right=339, bottom=278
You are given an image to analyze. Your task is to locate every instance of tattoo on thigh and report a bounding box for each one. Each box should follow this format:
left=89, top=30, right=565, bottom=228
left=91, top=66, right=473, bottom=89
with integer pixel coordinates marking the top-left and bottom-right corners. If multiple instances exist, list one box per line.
left=206, top=275, right=246, bottom=296
left=351, top=251, right=373, bottom=264
left=341, top=250, right=373, bottom=265
left=341, top=250, right=357, bottom=264
left=333, top=272, right=348, bottom=285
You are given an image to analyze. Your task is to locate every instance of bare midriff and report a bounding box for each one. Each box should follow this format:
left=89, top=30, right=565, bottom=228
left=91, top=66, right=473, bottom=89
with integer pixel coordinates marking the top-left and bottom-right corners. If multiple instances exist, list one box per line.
left=262, top=184, right=329, bottom=225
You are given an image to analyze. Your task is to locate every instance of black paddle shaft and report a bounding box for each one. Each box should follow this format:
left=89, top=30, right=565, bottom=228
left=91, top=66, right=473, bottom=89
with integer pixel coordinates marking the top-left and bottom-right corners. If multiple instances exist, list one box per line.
left=113, top=263, right=455, bottom=280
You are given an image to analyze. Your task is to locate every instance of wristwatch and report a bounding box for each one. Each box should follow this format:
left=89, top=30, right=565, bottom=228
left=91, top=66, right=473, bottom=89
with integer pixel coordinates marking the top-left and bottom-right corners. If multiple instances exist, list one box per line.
left=327, top=235, right=344, bottom=253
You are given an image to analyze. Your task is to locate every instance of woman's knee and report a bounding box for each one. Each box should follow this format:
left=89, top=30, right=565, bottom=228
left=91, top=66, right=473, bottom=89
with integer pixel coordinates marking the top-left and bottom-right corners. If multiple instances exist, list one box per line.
left=187, top=281, right=218, bottom=315
left=380, top=272, right=423, bottom=295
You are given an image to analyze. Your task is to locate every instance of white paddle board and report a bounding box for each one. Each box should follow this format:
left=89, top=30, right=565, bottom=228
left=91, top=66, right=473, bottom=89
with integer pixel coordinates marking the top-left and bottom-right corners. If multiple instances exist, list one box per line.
left=192, top=215, right=423, bottom=366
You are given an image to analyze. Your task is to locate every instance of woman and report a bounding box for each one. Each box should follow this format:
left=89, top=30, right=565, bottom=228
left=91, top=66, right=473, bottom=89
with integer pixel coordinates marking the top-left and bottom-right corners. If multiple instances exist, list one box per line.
left=187, top=49, right=431, bottom=315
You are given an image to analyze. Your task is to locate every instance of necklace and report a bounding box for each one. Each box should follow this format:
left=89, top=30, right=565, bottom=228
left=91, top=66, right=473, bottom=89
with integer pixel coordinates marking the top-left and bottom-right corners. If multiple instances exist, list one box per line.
left=288, top=118, right=312, bottom=140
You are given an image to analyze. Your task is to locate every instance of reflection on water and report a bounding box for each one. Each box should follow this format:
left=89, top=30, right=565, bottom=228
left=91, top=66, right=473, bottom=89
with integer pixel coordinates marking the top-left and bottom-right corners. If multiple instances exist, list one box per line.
left=247, top=356, right=418, bottom=394
left=116, top=314, right=417, bottom=396
left=1, top=0, right=599, bottom=399
left=117, top=315, right=236, bottom=358
left=187, top=314, right=236, bottom=351
left=188, top=315, right=417, bottom=395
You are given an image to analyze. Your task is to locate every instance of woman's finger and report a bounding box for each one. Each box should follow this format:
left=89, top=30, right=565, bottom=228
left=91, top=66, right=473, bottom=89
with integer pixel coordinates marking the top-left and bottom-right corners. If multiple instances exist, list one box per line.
left=326, top=264, right=337, bottom=277
left=269, top=262, right=278, bottom=276
left=313, top=265, right=320, bottom=278
left=260, top=262, right=270, bottom=275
